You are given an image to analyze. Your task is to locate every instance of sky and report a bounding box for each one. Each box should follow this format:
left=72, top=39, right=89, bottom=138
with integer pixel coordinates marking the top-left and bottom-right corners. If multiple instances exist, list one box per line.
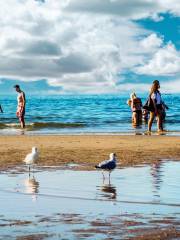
left=0, top=0, right=179, bottom=95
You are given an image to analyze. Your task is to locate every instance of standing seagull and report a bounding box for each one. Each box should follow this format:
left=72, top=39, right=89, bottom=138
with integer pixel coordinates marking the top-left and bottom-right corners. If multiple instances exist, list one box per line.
left=24, top=147, right=39, bottom=173
left=95, top=153, right=117, bottom=180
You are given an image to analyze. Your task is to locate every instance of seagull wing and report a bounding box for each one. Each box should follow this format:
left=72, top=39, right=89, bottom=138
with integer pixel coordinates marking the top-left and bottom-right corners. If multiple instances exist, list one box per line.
left=99, top=159, right=116, bottom=170
left=24, top=153, right=33, bottom=164
left=33, top=152, right=39, bottom=163
left=98, top=159, right=110, bottom=168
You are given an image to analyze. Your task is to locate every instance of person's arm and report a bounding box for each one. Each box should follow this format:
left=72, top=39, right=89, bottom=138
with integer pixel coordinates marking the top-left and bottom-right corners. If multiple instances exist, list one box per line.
left=0, top=105, right=3, bottom=113
left=151, top=93, right=157, bottom=115
left=131, top=99, right=134, bottom=110
left=22, top=92, right=26, bottom=108
left=164, top=104, right=169, bottom=110
left=162, top=101, right=169, bottom=110
left=127, top=99, right=131, bottom=107
left=152, top=99, right=157, bottom=114
left=140, top=98, right=142, bottom=107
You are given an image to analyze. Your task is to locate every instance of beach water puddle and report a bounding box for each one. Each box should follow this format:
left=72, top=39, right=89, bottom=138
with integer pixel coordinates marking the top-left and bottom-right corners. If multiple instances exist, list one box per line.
left=0, top=161, right=180, bottom=239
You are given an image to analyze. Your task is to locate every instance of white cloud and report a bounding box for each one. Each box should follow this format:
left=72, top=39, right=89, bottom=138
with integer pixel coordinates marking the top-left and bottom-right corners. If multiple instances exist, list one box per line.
left=135, top=43, right=180, bottom=76
left=163, top=79, right=180, bottom=93
left=159, top=0, right=180, bottom=17
left=0, top=0, right=179, bottom=93
left=20, top=40, right=62, bottom=57
left=139, top=33, right=163, bottom=51
left=65, top=0, right=159, bottom=20
left=65, top=0, right=180, bottom=19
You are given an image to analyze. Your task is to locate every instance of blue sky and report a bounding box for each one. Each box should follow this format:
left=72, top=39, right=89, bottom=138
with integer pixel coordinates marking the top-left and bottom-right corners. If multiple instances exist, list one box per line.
left=0, top=0, right=179, bottom=95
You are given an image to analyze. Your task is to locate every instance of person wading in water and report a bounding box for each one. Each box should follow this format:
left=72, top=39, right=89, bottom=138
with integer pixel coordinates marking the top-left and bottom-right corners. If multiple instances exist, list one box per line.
left=148, top=80, right=164, bottom=133
left=14, top=85, right=26, bottom=128
left=130, top=92, right=142, bottom=126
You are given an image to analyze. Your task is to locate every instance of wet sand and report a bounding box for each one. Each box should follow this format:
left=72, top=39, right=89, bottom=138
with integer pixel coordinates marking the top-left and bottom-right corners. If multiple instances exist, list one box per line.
left=0, top=158, right=180, bottom=239
left=2, top=214, right=180, bottom=240
left=0, top=135, right=179, bottom=170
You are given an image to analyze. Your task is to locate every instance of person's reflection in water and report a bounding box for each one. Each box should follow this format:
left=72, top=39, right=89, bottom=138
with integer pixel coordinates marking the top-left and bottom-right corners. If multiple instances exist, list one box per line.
left=24, top=176, right=39, bottom=202
left=150, top=160, right=163, bottom=200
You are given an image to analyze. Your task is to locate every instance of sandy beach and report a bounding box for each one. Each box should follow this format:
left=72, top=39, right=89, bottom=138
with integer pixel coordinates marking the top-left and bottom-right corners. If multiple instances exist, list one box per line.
left=0, top=135, right=179, bottom=170
left=0, top=135, right=180, bottom=240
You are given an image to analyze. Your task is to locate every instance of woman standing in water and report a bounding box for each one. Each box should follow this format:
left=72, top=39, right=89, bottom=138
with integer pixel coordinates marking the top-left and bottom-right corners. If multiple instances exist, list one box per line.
left=148, top=80, right=163, bottom=133
left=14, top=85, right=26, bottom=128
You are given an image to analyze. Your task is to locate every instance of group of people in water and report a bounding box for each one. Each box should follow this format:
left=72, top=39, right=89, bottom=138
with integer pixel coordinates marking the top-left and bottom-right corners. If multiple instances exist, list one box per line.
left=0, top=80, right=168, bottom=133
left=127, top=80, right=168, bottom=133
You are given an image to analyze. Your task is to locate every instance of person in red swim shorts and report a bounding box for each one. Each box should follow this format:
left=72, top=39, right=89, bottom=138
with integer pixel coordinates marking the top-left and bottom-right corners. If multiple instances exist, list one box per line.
left=14, top=85, right=26, bottom=128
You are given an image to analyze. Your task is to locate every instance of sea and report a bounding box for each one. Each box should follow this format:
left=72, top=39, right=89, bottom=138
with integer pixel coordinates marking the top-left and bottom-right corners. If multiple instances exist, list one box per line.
left=0, top=94, right=179, bottom=135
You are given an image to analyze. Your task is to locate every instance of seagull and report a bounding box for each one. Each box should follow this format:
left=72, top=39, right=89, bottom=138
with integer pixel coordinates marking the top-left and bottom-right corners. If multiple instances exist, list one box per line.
left=95, top=153, right=117, bottom=180
left=24, top=147, right=39, bottom=173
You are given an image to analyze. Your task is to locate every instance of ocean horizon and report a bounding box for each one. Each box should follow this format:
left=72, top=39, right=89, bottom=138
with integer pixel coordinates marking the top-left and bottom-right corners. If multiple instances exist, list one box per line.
left=0, top=94, right=179, bottom=135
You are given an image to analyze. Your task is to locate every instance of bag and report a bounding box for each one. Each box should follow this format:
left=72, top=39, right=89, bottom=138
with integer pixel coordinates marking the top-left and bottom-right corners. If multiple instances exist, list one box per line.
left=143, top=96, right=154, bottom=111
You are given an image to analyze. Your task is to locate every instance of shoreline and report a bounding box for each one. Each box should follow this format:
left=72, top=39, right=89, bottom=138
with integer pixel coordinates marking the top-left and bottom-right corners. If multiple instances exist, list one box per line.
left=0, top=135, right=179, bottom=170
left=0, top=129, right=180, bottom=136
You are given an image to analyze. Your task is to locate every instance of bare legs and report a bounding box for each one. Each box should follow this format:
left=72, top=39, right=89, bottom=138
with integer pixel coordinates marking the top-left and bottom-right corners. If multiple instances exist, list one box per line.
left=20, top=119, right=25, bottom=128
left=148, top=111, right=163, bottom=132
left=132, top=112, right=142, bottom=126
left=157, top=110, right=163, bottom=131
left=19, top=115, right=25, bottom=129
left=102, top=171, right=111, bottom=183
left=148, top=111, right=155, bottom=132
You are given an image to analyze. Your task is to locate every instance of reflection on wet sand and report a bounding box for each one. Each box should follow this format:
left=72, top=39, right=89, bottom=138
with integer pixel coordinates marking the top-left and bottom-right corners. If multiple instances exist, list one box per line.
left=0, top=161, right=180, bottom=239
left=96, top=183, right=117, bottom=200
left=24, top=176, right=39, bottom=201
left=150, top=161, right=163, bottom=200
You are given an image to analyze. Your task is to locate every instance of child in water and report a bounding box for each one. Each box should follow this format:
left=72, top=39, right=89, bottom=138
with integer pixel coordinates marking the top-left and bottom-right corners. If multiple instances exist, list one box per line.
left=142, top=109, right=149, bottom=123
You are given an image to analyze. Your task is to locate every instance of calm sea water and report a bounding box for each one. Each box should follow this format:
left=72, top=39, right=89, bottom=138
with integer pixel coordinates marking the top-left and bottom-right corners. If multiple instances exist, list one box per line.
left=0, top=94, right=179, bottom=135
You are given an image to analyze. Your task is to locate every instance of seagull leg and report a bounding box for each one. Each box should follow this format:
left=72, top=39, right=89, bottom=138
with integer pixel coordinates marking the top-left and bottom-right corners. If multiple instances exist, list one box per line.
left=109, top=171, right=111, bottom=184
left=32, top=165, right=34, bottom=176
left=102, top=171, right=105, bottom=180
left=28, top=165, right=31, bottom=177
left=102, top=177, right=105, bottom=185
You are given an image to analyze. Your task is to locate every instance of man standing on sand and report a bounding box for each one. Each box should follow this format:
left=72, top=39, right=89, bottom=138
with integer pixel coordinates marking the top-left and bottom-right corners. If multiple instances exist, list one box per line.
left=14, top=85, right=26, bottom=128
